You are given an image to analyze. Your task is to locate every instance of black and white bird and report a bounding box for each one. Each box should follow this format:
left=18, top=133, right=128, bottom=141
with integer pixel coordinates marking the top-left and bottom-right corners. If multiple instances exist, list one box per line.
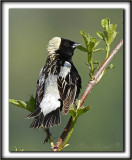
left=27, top=37, right=82, bottom=128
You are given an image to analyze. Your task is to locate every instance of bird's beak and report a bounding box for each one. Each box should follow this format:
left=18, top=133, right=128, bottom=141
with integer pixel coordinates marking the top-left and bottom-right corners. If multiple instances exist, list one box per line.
left=72, top=43, right=81, bottom=49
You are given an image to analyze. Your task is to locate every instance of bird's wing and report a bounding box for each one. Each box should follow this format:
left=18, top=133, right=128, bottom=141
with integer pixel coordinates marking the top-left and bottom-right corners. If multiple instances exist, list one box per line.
left=26, top=66, right=46, bottom=119
left=57, top=72, right=78, bottom=115
left=35, top=67, right=46, bottom=109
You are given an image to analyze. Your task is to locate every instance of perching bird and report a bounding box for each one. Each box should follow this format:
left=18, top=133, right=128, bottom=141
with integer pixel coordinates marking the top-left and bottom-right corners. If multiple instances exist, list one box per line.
left=27, top=37, right=82, bottom=129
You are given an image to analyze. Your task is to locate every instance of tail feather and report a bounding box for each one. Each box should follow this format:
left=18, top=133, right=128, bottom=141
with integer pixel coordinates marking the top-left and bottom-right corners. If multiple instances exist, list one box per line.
left=30, top=117, right=38, bottom=129
left=26, top=107, right=41, bottom=119
left=38, top=113, right=44, bottom=128
left=44, top=108, right=60, bottom=128
left=27, top=107, right=61, bottom=129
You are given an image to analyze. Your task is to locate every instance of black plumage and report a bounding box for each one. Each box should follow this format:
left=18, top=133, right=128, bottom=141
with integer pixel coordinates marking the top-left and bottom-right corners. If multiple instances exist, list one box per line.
left=27, top=37, right=82, bottom=128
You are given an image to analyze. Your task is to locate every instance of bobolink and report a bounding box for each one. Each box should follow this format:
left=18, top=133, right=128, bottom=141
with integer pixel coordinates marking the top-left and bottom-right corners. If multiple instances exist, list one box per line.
left=27, top=37, right=82, bottom=128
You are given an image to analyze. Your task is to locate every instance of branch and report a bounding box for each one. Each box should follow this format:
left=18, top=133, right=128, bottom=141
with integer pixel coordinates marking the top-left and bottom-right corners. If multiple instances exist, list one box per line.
left=52, top=38, right=123, bottom=151
left=52, top=116, right=72, bottom=151
left=80, top=38, right=123, bottom=106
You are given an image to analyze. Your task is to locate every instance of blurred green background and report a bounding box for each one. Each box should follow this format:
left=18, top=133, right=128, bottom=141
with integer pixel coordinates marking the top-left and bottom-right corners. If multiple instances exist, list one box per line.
left=9, top=9, right=123, bottom=151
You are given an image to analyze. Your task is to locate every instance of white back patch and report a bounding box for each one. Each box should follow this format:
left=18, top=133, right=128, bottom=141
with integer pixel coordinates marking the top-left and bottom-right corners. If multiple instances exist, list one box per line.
left=59, top=61, right=71, bottom=78
left=47, top=37, right=61, bottom=55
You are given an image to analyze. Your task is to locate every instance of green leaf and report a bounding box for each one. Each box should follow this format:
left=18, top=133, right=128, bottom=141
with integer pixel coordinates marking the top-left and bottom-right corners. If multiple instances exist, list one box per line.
left=101, top=18, right=110, bottom=31
left=63, top=144, right=70, bottom=149
left=103, top=30, right=108, bottom=41
left=77, top=45, right=87, bottom=52
left=96, top=32, right=105, bottom=40
left=107, top=24, right=117, bottom=45
left=99, top=18, right=117, bottom=45
left=26, top=95, right=35, bottom=112
left=9, top=99, right=28, bottom=110
left=20, top=148, right=24, bottom=151
left=109, top=23, right=117, bottom=31
left=88, top=41, right=95, bottom=52
left=14, top=146, right=24, bottom=151
left=110, top=63, right=114, bottom=68
left=80, top=30, right=88, bottom=47
left=14, top=146, right=17, bottom=151
left=9, top=96, right=35, bottom=112
left=87, top=33, right=91, bottom=43
left=91, top=38, right=96, bottom=43
left=80, top=30, right=85, bottom=36
left=69, top=109, right=76, bottom=118
left=94, top=40, right=101, bottom=48
left=108, top=63, right=115, bottom=69
left=77, top=106, right=91, bottom=117
left=93, top=48, right=104, bottom=53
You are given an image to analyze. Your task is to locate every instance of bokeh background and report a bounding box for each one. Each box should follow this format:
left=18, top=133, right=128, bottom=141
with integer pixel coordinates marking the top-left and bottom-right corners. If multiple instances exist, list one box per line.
left=9, top=9, right=123, bottom=151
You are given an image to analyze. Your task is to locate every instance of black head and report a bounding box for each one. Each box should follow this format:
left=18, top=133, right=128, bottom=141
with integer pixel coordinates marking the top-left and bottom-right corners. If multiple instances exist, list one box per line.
left=56, top=38, right=81, bottom=59
left=47, top=37, right=81, bottom=60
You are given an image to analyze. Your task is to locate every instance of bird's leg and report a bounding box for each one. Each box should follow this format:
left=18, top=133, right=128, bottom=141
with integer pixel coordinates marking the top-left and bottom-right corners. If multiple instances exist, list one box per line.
left=44, top=128, right=52, bottom=143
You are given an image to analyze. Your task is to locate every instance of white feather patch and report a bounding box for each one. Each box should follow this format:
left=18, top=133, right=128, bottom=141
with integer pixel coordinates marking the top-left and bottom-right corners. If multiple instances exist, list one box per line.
left=47, top=37, right=61, bottom=55
left=59, top=61, right=71, bottom=78
left=40, top=75, right=60, bottom=116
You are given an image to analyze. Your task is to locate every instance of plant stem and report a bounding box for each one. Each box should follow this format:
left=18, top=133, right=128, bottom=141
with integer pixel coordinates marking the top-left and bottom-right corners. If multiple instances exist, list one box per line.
left=88, top=52, right=94, bottom=79
left=60, top=117, right=77, bottom=151
left=90, top=60, right=94, bottom=79
left=52, top=38, right=123, bottom=152
left=106, top=44, right=110, bottom=58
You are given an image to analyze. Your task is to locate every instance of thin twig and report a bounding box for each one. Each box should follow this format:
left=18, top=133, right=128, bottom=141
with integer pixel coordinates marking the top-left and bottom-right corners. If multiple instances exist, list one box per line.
left=52, top=38, right=123, bottom=151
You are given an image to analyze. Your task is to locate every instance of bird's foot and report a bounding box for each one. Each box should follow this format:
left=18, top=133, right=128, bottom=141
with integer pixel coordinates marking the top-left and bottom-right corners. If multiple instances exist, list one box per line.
left=44, top=128, right=52, bottom=143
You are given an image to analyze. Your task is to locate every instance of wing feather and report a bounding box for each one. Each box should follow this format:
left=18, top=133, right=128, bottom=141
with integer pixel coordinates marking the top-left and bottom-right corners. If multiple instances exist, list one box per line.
left=57, top=73, right=78, bottom=115
left=35, top=67, right=46, bottom=109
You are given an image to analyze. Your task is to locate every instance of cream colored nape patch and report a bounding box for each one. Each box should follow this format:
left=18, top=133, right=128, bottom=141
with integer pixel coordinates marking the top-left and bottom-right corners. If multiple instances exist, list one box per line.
left=47, top=37, right=61, bottom=55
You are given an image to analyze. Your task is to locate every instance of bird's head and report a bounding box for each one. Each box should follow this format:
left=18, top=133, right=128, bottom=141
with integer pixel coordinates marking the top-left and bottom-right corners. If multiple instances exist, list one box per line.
left=47, top=37, right=81, bottom=59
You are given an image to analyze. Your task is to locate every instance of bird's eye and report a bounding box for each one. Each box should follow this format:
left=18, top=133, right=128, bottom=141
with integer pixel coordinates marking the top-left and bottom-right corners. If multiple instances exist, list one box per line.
left=64, top=42, right=70, bottom=47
